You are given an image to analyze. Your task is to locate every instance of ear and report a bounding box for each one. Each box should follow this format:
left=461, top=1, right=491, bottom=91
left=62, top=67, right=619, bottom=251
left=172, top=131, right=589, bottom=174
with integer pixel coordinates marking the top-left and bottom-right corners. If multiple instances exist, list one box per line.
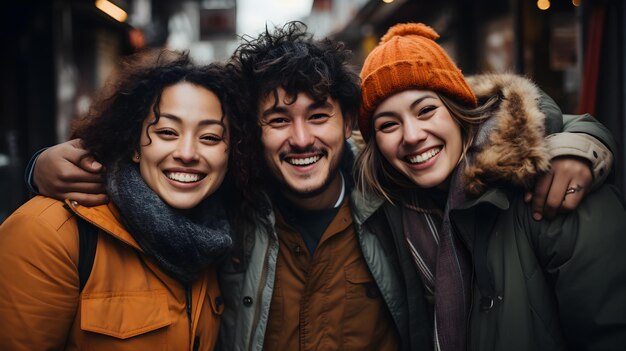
left=132, top=150, right=140, bottom=164
left=344, top=122, right=352, bottom=139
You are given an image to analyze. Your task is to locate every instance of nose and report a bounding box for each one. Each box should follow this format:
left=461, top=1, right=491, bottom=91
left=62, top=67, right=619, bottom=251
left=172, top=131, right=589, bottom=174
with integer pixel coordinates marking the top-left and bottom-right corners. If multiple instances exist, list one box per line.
left=402, top=118, right=427, bottom=146
left=289, top=119, right=315, bottom=149
left=173, top=135, right=199, bottom=163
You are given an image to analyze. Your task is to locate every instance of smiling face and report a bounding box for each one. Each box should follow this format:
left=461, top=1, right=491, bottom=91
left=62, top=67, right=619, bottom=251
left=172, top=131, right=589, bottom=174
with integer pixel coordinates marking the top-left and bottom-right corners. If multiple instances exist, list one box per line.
left=134, top=82, right=229, bottom=209
left=259, top=88, right=351, bottom=209
left=373, top=89, right=462, bottom=190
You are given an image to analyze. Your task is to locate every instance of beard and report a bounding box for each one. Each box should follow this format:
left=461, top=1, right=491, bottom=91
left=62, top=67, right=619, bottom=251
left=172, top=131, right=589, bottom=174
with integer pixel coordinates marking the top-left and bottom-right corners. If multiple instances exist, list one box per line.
left=268, top=143, right=344, bottom=199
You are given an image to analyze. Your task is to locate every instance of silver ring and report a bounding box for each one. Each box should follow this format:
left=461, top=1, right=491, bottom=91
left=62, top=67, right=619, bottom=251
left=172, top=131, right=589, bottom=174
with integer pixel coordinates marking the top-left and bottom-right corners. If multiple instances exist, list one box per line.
left=565, top=184, right=583, bottom=195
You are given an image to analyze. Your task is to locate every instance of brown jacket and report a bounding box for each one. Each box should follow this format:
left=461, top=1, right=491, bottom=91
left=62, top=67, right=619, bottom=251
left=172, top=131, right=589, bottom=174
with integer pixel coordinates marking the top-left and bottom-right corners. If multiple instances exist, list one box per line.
left=263, top=198, right=398, bottom=350
left=0, top=196, right=223, bottom=351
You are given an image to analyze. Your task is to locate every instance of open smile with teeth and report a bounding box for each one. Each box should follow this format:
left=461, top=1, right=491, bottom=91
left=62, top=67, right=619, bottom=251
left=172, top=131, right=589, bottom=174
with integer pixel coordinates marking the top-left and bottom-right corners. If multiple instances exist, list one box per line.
left=407, top=147, right=441, bottom=164
left=164, top=171, right=206, bottom=183
left=286, top=155, right=321, bottom=166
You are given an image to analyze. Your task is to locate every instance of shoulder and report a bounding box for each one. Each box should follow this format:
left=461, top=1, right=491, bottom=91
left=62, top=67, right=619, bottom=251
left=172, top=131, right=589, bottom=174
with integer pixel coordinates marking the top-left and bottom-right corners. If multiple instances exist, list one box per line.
left=512, top=185, right=626, bottom=268
left=0, top=196, right=79, bottom=263
left=9, top=196, right=74, bottom=229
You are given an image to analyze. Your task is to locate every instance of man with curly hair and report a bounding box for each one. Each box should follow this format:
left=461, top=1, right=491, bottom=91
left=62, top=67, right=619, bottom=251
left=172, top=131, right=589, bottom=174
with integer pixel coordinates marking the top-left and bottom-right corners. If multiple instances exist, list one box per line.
left=218, top=22, right=403, bottom=351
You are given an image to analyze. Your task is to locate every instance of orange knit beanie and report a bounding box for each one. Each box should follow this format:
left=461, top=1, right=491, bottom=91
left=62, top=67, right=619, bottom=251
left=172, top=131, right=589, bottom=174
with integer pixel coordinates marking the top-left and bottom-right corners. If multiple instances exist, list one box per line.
left=359, top=23, right=477, bottom=141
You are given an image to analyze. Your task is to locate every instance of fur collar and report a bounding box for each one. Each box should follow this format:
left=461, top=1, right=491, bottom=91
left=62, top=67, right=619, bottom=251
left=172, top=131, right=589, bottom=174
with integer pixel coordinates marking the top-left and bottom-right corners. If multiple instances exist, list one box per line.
left=462, top=74, right=553, bottom=195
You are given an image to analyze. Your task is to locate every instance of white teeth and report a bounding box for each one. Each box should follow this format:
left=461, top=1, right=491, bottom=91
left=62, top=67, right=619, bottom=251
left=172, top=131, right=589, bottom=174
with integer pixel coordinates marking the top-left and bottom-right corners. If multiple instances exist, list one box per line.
left=288, top=155, right=321, bottom=166
left=166, top=172, right=201, bottom=183
left=408, top=148, right=441, bottom=164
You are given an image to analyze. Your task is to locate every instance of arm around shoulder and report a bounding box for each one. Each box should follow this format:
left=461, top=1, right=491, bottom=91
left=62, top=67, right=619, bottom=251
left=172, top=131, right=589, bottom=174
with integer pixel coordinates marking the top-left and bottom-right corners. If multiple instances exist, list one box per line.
left=545, top=132, right=613, bottom=190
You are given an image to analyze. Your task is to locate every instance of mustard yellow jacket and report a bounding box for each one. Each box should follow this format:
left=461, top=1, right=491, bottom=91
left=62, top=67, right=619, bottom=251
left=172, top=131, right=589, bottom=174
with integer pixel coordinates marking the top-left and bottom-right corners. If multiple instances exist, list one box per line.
left=0, top=196, right=223, bottom=350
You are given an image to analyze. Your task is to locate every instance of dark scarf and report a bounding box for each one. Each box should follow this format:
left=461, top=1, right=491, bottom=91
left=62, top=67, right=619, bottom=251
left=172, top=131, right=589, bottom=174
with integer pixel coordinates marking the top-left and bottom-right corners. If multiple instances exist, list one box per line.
left=106, top=161, right=233, bottom=284
left=402, top=165, right=472, bottom=351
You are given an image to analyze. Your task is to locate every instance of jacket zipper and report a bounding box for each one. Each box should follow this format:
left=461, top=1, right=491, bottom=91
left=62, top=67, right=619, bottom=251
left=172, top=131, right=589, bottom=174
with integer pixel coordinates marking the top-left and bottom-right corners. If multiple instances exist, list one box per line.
left=466, top=267, right=475, bottom=351
left=186, top=285, right=194, bottom=350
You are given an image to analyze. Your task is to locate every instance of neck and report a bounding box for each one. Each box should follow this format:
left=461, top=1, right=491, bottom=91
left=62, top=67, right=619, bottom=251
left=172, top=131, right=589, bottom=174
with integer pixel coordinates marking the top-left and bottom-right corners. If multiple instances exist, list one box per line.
left=283, top=172, right=344, bottom=211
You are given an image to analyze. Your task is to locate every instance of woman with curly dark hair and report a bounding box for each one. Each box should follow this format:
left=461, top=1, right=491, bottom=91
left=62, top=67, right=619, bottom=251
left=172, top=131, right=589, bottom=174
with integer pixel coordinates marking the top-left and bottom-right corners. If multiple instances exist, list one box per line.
left=0, top=49, right=254, bottom=350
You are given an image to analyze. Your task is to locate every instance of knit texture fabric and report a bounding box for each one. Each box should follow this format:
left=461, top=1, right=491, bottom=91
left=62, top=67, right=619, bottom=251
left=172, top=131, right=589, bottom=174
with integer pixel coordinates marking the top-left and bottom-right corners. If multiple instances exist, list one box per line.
left=359, top=23, right=477, bottom=141
left=106, top=161, right=233, bottom=284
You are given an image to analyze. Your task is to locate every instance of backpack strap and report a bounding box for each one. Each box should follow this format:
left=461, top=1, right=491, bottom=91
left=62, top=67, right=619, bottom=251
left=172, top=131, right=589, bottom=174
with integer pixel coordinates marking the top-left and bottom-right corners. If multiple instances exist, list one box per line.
left=75, top=216, right=98, bottom=292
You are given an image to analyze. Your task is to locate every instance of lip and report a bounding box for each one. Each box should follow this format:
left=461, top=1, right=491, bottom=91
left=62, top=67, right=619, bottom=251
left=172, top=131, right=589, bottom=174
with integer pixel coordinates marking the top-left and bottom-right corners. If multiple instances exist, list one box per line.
left=404, top=146, right=442, bottom=170
left=283, top=153, right=323, bottom=170
left=163, top=168, right=207, bottom=188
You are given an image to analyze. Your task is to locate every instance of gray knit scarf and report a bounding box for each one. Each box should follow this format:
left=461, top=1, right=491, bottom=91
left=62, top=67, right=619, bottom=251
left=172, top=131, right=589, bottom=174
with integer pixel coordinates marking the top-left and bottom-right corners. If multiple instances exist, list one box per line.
left=106, top=161, right=233, bottom=284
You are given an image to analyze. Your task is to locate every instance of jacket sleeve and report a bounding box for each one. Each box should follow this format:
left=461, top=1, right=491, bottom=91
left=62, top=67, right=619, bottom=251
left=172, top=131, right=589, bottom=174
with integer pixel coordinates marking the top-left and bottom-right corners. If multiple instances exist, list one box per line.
left=537, top=90, right=615, bottom=189
left=532, top=185, right=626, bottom=350
left=23, top=147, right=47, bottom=195
left=0, top=204, right=79, bottom=350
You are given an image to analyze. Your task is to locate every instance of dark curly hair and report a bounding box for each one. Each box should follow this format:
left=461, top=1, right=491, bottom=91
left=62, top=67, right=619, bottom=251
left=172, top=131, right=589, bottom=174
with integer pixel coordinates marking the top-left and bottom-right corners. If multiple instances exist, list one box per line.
left=228, top=20, right=359, bottom=198
left=71, top=49, right=260, bottom=224
left=231, top=21, right=360, bottom=125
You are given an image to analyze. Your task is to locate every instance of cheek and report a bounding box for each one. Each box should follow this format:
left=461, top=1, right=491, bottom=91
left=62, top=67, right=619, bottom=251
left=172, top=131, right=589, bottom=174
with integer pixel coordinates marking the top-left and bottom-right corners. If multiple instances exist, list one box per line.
left=375, top=134, right=399, bottom=163
left=448, top=126, right=463, bottom=160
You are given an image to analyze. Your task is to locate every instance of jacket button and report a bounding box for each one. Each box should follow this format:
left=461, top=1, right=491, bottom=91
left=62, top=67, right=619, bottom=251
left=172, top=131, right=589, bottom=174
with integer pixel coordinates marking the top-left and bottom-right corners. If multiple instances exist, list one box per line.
left=243, top=296, right=253, bottom=306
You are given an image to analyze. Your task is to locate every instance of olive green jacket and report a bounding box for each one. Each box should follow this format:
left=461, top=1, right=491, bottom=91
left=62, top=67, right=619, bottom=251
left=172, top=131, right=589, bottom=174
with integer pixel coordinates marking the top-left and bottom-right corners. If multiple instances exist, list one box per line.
left=356, top=74, right=625, bottom=351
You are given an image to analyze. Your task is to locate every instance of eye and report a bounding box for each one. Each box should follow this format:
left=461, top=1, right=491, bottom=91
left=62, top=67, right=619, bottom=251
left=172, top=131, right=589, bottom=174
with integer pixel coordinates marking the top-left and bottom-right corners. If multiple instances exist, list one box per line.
left=309, top=113, right=330, bottom=122
left=265, top=117, right=290, bottom=128
left=201, top=134, right=224, bottom=145
left=376, top=120, right=399, bottom=132
left=418, top=105, right=437, bottom=117
left=155, top=129, right=178, bottom=139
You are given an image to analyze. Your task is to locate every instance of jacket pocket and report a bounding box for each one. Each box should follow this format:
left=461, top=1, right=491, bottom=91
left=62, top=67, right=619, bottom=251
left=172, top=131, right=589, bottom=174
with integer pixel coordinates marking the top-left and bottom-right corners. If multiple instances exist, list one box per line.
left=81, top=290, right=171, bottom=339
left=343, top=261, right=396, bottom=350
left=345, top=262, right=381, bottom=299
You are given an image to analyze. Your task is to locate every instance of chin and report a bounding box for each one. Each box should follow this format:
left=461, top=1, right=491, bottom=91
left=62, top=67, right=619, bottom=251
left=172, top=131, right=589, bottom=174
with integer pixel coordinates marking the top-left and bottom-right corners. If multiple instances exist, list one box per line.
left=406, top=175, right=447, bottom=189
left=161, top=195, right=205, bottom=210
left=284, top=179, right=330, bottom=199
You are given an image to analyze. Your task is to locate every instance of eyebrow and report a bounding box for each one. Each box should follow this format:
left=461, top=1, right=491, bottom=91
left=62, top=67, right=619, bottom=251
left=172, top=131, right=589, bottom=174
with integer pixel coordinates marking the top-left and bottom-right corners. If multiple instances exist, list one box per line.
left=260, top=99, right=334, bottom=118
left=159, top=113, right=226, bottom=128
left=372, top=94, right=437, bottom=120
left=307, top=100, right=333, bottom=111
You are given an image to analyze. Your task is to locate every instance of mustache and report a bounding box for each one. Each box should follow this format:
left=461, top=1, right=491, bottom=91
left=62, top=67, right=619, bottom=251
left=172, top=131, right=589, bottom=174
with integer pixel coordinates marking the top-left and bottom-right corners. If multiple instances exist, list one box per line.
left=279, top=146, right=328, bottom=161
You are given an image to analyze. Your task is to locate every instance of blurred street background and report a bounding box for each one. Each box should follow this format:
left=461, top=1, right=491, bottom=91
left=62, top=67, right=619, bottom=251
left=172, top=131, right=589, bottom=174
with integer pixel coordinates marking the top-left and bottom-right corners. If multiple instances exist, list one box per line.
left=1, top=0, right=625, bottom=221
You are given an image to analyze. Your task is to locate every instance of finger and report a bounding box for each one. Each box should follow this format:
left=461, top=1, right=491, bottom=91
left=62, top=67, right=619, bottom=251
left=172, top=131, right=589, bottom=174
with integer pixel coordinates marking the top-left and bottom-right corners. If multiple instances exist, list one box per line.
left=58, top=165, right=105, bottom=183
left=77, top=155, right=103, bottom=173
left=542, top=173, right=571, bottom=219
left=524, top=192, right=532, bottom=203
left=531, top=172, right=554, bottom=221
left=65, top=193, right=109, bottom=207
left=59, top=181, right=106, bottom=195
left=61, top=139, right=92, bottom=164
left=560, top=186, right=586, bottom=213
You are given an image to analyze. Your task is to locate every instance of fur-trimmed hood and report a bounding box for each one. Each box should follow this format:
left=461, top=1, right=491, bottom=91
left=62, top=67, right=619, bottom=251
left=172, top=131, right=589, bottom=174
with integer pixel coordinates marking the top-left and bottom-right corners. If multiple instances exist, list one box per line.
left=462, top=74, right=556, bottom=195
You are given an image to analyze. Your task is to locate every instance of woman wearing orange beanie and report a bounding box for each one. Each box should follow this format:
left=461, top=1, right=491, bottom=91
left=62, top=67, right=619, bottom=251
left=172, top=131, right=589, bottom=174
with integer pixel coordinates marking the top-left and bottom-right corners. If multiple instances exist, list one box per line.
left=355, top=23, right=626, bottom=351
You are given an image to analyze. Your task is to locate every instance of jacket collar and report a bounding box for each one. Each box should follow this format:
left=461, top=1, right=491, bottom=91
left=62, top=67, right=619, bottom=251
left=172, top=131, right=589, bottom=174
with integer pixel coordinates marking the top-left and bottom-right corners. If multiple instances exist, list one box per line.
left=65, top=199, right=143, bottom=251
left=351, top=187, right=385, bottom=226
